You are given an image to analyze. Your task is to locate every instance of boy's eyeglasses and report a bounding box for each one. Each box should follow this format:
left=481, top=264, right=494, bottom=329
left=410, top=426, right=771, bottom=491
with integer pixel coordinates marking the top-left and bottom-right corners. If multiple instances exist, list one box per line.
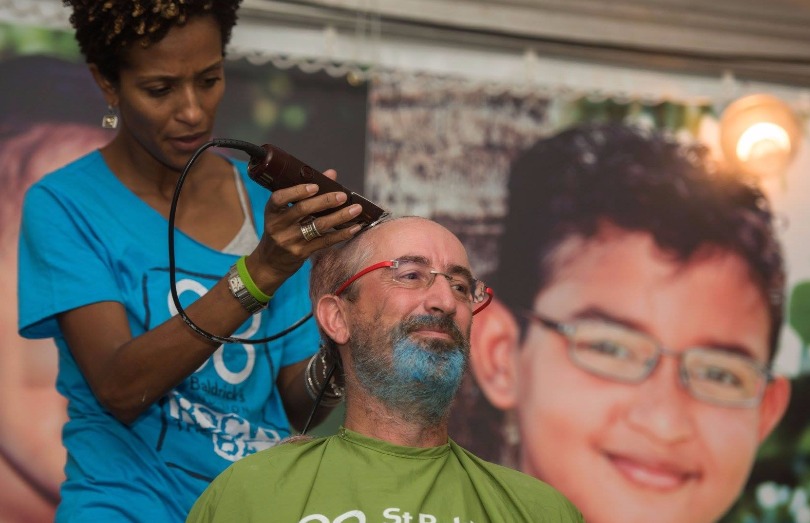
left=524, top=312, right=773, bottom=408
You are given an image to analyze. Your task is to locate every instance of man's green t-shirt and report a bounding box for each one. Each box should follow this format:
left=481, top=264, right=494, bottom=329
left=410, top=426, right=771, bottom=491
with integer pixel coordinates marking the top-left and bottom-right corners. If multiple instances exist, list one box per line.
left=188, top=427, right=583, bottom=522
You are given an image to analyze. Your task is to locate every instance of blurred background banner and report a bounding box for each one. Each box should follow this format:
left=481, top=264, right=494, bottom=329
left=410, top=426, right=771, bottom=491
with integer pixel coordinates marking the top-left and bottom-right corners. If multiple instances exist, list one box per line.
left=2, top=2, right=810, bottom=521
left=364, top=68, right=810, bottom=523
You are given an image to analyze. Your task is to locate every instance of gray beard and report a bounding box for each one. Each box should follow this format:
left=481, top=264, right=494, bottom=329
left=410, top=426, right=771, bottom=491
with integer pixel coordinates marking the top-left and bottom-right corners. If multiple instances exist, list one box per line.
left=351, top=314, right=470, bottom=426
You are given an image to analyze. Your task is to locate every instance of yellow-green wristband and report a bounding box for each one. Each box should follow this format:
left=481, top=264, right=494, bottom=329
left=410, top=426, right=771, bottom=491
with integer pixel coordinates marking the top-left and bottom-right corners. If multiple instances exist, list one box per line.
left=236, top=256, right=272, bottom=304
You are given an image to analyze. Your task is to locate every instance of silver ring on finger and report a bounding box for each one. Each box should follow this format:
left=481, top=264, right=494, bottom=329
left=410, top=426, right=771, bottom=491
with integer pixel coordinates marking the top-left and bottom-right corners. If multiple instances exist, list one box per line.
left=300, top=221, right=322, bottom=242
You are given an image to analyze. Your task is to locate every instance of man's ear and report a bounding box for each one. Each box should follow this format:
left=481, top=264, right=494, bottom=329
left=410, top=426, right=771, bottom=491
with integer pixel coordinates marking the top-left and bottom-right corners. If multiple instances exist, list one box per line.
left=88, top=64, right=118, bottom=106
left=757, top=375, right=791, bottom=442
left=469, top=298, right=520, bottom=410
left=315, top=295, right=350, bottom=345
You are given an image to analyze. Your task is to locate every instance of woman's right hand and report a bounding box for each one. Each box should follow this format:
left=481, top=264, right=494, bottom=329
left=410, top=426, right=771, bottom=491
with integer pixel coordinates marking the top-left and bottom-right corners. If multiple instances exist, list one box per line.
left=246, top=170, right=363, bottom=296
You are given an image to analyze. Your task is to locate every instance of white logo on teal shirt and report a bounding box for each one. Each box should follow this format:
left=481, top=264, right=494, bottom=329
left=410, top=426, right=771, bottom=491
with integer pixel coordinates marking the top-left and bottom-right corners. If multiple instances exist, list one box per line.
left=168, top=392, right=282, bottom=461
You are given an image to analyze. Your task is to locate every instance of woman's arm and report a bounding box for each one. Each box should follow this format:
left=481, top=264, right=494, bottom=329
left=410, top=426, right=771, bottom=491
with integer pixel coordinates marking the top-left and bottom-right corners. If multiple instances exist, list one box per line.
left=59, top=183, right=362, bottom=424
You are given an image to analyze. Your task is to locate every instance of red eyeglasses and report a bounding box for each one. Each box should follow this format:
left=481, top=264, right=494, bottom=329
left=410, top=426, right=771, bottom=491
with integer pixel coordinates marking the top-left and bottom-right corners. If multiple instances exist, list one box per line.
left=334, top=258, right=493, bottom=315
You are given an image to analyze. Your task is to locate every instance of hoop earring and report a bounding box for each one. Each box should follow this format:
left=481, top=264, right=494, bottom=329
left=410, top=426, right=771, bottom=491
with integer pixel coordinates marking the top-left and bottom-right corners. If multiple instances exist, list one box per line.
left=101, top=105, right=119, bottom=129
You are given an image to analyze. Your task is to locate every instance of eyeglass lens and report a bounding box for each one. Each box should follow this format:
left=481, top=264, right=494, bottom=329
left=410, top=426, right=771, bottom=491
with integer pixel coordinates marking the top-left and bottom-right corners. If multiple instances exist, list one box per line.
left=565, top=320, right=767, bottom=407
left=391, top=259, right=486, bottom=304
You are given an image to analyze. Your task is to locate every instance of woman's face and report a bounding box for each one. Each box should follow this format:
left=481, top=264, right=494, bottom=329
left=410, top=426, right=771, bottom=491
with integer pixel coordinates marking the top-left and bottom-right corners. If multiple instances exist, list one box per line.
left=111, top=15, right=226, bottom=172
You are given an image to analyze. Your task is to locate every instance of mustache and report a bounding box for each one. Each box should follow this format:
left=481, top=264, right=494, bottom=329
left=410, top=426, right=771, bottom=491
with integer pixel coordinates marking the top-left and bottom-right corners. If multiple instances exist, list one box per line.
left=396, top=314, right=468, bottom=348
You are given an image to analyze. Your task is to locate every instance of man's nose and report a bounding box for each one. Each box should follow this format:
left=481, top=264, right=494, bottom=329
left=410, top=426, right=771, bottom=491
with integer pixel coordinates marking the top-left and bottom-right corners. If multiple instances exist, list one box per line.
left=423, top=274, right=459, bottom=315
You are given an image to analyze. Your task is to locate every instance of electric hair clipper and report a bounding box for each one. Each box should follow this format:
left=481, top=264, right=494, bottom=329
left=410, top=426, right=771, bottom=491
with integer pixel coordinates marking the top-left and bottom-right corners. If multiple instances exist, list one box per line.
left=246, top=143, right=388, bottom=229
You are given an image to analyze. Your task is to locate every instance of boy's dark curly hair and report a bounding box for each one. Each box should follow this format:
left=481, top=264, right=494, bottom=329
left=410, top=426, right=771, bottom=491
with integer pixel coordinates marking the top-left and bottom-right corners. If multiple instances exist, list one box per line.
left=63, top=0, right=242, bottom=81
left=495, top=122, right=786, bottom=357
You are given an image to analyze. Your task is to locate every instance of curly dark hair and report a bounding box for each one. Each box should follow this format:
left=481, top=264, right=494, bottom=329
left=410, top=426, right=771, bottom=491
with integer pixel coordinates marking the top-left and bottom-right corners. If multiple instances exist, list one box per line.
left=494, top=122, right=786, bottom=357
left=64, top=0, right=242, bottom=81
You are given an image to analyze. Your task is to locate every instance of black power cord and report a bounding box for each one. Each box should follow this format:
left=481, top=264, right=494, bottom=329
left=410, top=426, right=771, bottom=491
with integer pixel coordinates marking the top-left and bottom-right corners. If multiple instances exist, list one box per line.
left=301, top=360, right=338, bottom=436
left=168, top=138, right=312, bottom=345
left=168, top=138, right=341, bottom=435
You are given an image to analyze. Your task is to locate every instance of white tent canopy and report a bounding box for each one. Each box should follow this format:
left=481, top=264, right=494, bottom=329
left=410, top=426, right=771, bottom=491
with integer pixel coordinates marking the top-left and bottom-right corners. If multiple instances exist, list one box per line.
left=3, top=0, right=810, bottom=111
left=231, top=0, right=810, bottom=109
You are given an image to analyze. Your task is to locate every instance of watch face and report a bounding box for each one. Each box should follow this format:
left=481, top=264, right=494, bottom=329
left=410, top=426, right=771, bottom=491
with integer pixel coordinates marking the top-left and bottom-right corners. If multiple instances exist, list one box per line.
left=226, top=265, right=263, bottom=313
left=228, top=269, right=244, bottom=294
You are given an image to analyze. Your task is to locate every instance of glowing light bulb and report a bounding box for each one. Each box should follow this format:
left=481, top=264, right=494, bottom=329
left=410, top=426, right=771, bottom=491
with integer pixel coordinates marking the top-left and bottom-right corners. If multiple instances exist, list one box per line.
left=735, top=122, right=792, bottom=161
left=719, top=93, right=802, bottom=178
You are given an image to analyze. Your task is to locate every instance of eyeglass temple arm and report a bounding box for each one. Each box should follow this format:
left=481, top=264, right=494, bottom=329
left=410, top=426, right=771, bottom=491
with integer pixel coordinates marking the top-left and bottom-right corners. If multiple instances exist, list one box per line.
left=472, top=287, right=494, bottom=316
left=334, top=260, right=395, bottom=296
left=521, top=311, right=571, bottom=335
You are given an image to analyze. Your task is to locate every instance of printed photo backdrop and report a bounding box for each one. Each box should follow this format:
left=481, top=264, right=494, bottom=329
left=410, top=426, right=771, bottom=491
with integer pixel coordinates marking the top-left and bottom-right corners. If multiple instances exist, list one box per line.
left=364, top=73, right=810, bottom=523
left=2, top=17, right=810, bottom=523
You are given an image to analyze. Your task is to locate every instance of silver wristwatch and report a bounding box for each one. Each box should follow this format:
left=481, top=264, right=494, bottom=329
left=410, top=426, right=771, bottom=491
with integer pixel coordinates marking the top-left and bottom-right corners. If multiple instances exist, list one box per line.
left=226, top=264, right=266, bottom=314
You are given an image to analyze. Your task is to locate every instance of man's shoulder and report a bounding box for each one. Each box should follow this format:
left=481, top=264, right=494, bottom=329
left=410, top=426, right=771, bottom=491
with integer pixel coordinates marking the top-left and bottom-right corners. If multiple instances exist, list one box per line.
left=449, top=442, right=537, bottom=487
left=227, top=435, right=329, bottom=476
left=449, top=440, right=585, bottom=522
left=448, top=439, right=529, bottom=481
